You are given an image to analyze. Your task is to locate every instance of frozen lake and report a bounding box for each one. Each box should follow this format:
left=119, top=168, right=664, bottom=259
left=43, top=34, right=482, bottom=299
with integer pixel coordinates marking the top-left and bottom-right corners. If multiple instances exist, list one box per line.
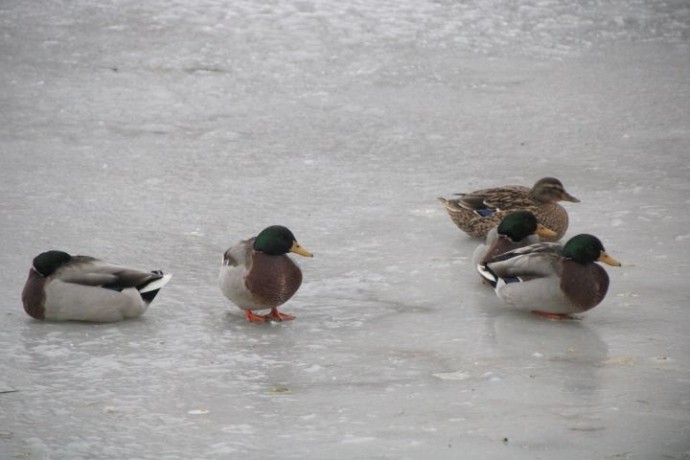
left=1, top=0, right=689, bottom=458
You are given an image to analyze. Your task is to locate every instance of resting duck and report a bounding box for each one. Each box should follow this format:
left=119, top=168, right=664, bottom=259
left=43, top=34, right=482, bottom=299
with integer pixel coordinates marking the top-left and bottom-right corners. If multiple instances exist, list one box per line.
left=21, top=250, right=171, bottom=322
left=479, top=234, right=621, bottom=319
left=219, top=225, right=313, bottom=322
left=438, top=177, right=579, bottom=241
left=472, top=210, right=557, bottom=274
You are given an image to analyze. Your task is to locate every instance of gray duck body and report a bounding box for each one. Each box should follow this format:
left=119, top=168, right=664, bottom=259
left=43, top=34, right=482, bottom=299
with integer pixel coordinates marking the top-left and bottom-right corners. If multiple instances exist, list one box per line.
left=483, top=239, right=617, bottom=316
left=22, top=251, right=171, bottom=322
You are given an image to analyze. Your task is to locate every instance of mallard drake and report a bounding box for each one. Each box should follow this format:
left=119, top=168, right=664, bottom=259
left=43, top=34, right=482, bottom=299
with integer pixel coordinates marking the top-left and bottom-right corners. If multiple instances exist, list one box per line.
left=472, top=210, right=557, bottom=273
left=21, top=250, right=171, bottom=322
left=438, top=177, right=579, bottom=241
left=479, top=234, right=621, bottom=319
left=219, top=225, right=313, bottom=322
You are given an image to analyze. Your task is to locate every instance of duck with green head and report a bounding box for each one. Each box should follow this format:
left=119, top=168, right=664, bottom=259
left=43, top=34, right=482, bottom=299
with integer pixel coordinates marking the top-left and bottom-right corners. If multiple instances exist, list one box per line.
left=479, top=234, right=621, bottom=319
left=220, top=225, right=313, bottom=322
left=21, top=250, right=171, bottom=322
left=438, top=177, right=579, bottom=241
left=472, top=210, right=557, bottom=278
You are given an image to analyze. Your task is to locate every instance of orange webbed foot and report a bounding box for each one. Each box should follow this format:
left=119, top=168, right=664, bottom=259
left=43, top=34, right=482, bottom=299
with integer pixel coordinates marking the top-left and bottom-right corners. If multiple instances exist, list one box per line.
left=265, top=308, right=295, bottom=322
left=245, top=310, right=268, bottom=322
left=531, top=310, right=578, bottom=321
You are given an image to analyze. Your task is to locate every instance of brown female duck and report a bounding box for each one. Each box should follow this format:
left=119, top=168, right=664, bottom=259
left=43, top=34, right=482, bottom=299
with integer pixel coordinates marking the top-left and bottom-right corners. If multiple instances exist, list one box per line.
left=438, top=177, right=579, bottom=241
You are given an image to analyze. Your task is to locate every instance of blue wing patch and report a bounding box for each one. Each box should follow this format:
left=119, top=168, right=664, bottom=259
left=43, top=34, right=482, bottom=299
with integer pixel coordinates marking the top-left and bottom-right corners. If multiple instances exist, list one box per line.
left=504, top=276, right=522, bottom=284
left=476, top=208, right=495, bottom=217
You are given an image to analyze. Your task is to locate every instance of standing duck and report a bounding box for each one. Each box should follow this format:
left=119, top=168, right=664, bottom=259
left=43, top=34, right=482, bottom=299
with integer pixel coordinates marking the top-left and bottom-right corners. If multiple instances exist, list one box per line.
left=479, top=234, right=621, bottom=319
left=472, top=210, right=557, bottom=275
left=438, top=177, right=579, bottom=241
left=219, top=225, right=313, bottom=322
left=21, top=250, right=171, bottom=322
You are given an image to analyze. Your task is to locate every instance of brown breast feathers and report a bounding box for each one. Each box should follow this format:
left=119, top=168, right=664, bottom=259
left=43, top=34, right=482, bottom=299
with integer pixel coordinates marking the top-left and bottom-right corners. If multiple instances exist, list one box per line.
left=245, top=252, right=302, bottom=308
left=22, top=269, right=47, bottom=320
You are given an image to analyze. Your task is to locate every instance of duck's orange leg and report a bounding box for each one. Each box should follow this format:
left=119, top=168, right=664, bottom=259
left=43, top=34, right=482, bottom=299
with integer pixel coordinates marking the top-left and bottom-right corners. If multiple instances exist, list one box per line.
left=245, top=309, right=267, bottom=322
left=531, top=310, right=577, bottom=320
left=265, top=308, right=295, bottom=322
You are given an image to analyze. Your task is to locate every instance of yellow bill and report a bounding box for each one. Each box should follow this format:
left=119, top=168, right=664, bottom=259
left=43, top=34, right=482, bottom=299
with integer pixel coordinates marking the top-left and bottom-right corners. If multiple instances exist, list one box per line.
left=290, top=241, right=314, bottom=257
left=536, top=224, right=558, bottom=238
left=599, top=251, right=621, bottom=266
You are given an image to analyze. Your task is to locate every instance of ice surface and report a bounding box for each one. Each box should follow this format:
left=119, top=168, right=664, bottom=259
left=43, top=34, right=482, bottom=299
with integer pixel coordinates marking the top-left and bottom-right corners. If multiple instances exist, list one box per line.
left=1, top=0, right=689, bottom=459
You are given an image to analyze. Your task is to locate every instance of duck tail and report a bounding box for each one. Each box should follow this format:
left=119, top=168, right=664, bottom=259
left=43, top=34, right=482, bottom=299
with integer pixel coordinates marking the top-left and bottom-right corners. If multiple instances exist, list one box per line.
left=495, top=277, right=507, bottom=290
left=477, top=264, right=499, bottom=288
left=139, top=272, right=172, bottom=303
left=438, top=197, right=462, bottom=212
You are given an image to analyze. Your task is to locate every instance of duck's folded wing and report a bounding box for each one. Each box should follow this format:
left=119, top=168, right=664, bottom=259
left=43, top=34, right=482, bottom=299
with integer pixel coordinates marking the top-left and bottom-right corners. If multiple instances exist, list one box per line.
left=455, top=193, right=491, bottom=211
left=59, top=258, right=162, bottom=289
left=485, top=242, right=562, bottom=278
left=456, top=185, right=532, bottom=212
left=222, top=238, right=254, bottom=267
left=105, top=269, right=164, bottom=289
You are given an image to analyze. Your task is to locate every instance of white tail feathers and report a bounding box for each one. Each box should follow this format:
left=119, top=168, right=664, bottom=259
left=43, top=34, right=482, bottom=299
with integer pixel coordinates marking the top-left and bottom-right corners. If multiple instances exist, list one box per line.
left=139, top=273, right=172, bottom=293
left=477, top=264, right=498, bottom=288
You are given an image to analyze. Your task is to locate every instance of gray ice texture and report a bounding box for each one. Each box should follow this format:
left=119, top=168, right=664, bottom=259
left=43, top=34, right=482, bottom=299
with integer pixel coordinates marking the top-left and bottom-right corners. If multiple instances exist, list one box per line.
left=1, top=0, right=689, bottom=459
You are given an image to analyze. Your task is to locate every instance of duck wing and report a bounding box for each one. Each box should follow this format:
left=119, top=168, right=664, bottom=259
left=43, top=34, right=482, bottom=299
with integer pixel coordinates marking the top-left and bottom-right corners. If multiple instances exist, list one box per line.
left=456, top=185, right=533, bottom=212
left=222, top=238, right=255, bottom=268
left=485, top=242, right=563, bottom=278
left=57, top=256, right=165, bottom=290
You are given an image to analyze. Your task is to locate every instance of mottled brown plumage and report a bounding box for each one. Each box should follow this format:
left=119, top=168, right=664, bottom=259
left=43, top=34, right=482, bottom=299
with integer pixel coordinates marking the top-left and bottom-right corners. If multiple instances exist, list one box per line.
left=439, top=177, right=579, bottom=241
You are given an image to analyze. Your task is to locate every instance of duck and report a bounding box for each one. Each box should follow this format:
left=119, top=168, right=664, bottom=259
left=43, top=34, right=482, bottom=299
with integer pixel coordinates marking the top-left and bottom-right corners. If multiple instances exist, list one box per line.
left=219, top=225, right=313, bottom=322
left=479, top=234, right=621, bottom=319
left=472, top=210, right=557, bottom=276
left=21, top=250, right=172, bottom=322
left=438, top=177, right=579, bottom=241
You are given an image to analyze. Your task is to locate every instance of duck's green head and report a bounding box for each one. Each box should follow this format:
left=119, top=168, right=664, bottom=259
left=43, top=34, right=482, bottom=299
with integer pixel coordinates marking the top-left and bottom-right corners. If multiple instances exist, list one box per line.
left=497, top=211, right=557, bottom=242
left=254, top=225, right=313, bottom=257
left=33, top=250, right=72, bottom=276
left=563, top=234, right=621, bottom=266
left=531, top=177, right=580, bottom=203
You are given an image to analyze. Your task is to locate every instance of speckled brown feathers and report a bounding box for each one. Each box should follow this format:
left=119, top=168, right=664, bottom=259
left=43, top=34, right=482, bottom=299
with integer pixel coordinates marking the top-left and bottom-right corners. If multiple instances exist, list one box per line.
left=439, top=177, right=579, bottom=241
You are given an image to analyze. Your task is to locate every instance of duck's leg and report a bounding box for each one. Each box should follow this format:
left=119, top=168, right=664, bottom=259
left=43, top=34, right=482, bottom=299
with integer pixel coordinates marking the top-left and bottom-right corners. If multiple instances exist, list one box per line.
left=265, top=308, right=295, bottom=322
left=245, top=309, right=267, bottom=322
left=531, top=310, right=577, bottom=320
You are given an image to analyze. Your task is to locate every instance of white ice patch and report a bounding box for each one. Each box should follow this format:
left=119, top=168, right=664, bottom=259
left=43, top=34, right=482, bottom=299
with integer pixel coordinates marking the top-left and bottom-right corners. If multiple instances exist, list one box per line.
left=432, top=370, right=470, bottom=380
left=303, top=364, right=322, bottom=373
left=221, top=425, right=255, bottom=434
left=187, top=409, right=210, bottom=415
left=341, top=435, right=376, bottom=444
